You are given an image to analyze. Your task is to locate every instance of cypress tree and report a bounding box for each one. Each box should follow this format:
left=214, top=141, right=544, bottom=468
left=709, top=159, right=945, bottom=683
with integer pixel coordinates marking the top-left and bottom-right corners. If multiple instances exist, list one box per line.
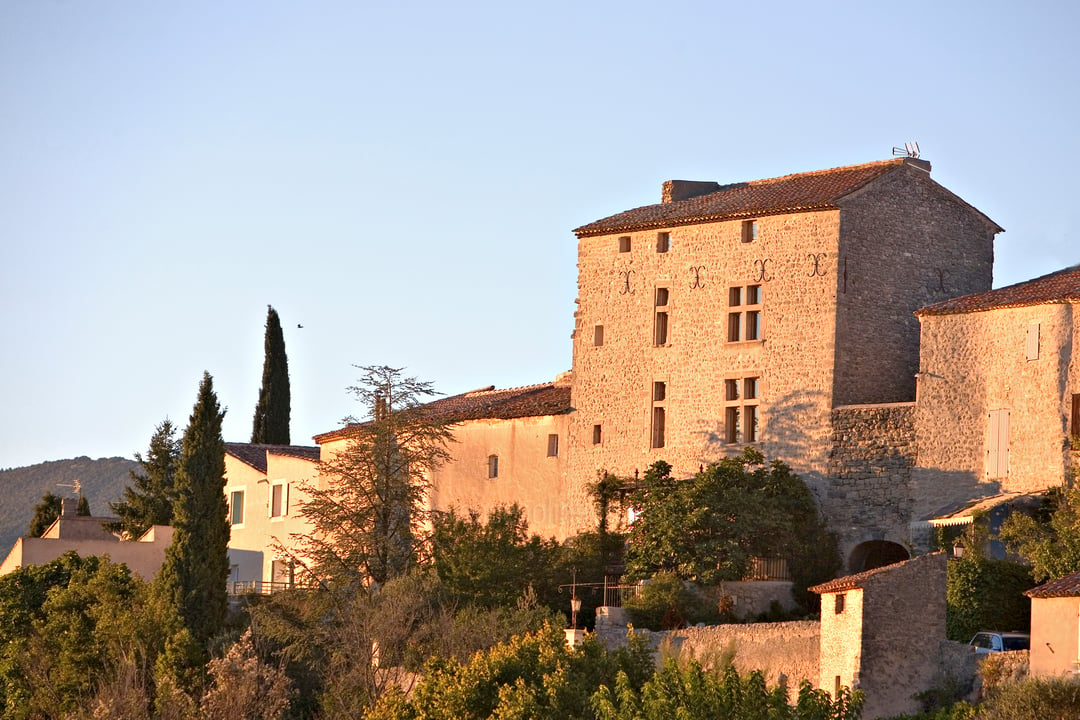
left=75, top=495, right=90, bottom=516
left=251, top=305, right=291, bottom=444
left=157, top=372, right=229, bottom=679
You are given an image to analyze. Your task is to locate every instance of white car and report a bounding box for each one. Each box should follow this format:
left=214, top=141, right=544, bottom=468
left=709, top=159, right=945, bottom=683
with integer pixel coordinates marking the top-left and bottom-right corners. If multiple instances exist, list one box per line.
left=969, top=631, right=1030, bottom=655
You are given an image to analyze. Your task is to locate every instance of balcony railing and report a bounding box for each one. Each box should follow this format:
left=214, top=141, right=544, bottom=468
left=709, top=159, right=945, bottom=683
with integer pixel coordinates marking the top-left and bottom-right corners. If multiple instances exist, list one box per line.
left=227, top=580, right=296, bottom=597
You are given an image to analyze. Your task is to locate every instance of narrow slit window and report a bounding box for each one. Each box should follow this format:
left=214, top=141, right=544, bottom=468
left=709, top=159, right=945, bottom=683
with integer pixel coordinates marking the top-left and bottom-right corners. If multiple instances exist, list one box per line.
left=656, top=232, right=670, bottom=253
left=725, top=407, right=740, bottom=444
left=618, top=236, right=631, bottom=253
left=547, top=434, right=559, bottom=457
left=654, top=287, right=670, bottom=346
left=488, top=454, right=499, bottom=478
left=651, top=407, right=666, bottom=448
left=835, top=593, right=845, bottom=614
left=741, top=220, right=758, bottom=244
left=653, top=381, right=666, bottom=402
left=592, top=424, right=602, bottom=445
left=593, top=324, right=604, bottom=346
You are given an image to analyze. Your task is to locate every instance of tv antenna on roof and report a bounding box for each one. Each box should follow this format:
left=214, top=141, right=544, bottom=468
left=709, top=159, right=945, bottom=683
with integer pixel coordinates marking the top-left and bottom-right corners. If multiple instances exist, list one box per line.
left=892, top=141, right=920, bottom=159
left=57, top=479, right=82, bottom=496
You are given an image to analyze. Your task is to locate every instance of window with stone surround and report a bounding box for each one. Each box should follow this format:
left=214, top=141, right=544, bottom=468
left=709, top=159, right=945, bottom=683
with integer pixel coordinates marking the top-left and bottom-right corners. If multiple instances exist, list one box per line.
left=835, top=593, right=846, bottom=614
left=727, top=285, right=762, bottom=342
left=593, top=324, right=604, bottom=346
left=656, top=232, right=670, bottom=253
left=618, top=236, right=631, bottom=253
left=654, top=287, right=670, bottom=346
left=724, top=376, right=760, bottom=444
left=547, top=434, right=559, bottom=457
left=741, top=220, right=758, bottom=244
left=592, top=424, right=602, bottom=445
left=488, top=454, right=499, bottom=479
left=651, top=381, right=667, bottom=449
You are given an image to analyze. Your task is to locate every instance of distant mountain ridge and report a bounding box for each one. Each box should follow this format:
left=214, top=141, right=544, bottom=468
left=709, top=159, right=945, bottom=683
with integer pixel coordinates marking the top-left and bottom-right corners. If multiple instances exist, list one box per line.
left=0, top=456, right=137, bottom=553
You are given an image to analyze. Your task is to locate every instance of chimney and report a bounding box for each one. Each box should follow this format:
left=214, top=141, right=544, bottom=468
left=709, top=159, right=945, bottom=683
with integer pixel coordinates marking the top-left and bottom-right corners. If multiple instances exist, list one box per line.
left=901, top=157, right=932, bottom=173
left=61, top=497, right=78, bottom=517
left=662, top=180, right=721, bottom=204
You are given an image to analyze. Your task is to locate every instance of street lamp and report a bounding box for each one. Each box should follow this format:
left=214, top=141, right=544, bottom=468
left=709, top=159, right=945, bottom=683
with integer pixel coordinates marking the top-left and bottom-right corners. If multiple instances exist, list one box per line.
left=571, top=592, right=582, bottom=630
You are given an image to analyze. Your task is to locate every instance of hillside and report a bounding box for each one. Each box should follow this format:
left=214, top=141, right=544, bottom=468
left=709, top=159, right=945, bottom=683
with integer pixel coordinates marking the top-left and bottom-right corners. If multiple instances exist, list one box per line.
left=0, top=456, right=137, bottom=553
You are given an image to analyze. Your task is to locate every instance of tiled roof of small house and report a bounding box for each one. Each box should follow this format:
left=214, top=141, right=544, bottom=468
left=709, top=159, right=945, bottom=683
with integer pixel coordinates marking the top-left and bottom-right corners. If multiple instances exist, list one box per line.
left=1024, top=569, right=1080, bottom=598
left=574, top=158, right=980, bottom=237
left=313, top=382, right=572, bottom=443
left=809, top=553, right=942, bottom=594
left=916, top=264, right=1080, bottom=316
left=224, top=443, right=320, bottom=473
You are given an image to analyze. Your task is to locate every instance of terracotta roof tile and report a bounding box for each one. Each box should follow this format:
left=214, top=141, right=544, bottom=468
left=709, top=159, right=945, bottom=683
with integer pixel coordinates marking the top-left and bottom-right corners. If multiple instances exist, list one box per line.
left=810, top=553, right=944, bottom=594
left=917, top=264, right=1080, bottom=317
left=225, top=443, right=320, bottom=473
left=574, top=159, right=916, bottom=237
left=313, top=382, right=572, bottom=443
left=1025, top=569, right=1080, bottom=598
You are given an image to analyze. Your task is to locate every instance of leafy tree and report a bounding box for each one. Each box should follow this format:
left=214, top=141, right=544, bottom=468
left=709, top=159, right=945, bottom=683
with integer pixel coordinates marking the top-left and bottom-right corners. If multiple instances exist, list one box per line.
left=431, top=504, right=560, bottom=609
left=592, top=659, right=863, bottom=720
left=26, top=492, right=61, bottom=537
left=106, top=419, right=181, bottom=538
left=999, top=486, right=1080, bottom=582
left=945, top=520, right=1033, bottom=642
left=290, top=365, right=453, bottom=587
left=626, top=449, right=839, bottom=598
left=251, top=305, right=291, bottom=445
left=366, top=623, right=654, bottom=720
left=156, top=372, right=230, bottom=687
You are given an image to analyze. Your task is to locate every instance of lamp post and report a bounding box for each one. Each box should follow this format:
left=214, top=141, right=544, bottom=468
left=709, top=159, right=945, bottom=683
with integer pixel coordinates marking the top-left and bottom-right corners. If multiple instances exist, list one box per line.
left=571, top=592, right=582, bottom=630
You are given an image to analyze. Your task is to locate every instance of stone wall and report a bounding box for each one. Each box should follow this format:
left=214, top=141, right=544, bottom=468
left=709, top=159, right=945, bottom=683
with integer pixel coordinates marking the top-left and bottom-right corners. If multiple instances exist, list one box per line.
left=912, top=303, right=1079, bottom=521
left=826, top=403, right=917, bottom=558
left=595, top=614, right=820, bottom=697
left=833, top=162, right=997, bottom=406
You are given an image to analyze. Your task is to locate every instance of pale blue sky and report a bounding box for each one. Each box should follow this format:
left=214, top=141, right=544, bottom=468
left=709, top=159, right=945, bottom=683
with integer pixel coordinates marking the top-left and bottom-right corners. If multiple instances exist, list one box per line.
left=2, top=1, right=1077, bottom=470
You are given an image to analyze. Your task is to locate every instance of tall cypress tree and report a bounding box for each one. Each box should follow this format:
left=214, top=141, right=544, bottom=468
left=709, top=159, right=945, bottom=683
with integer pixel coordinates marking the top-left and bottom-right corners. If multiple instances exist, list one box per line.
left=157, top=372, right=229, bottom=679
left=251, top=305, right=291, bottom=444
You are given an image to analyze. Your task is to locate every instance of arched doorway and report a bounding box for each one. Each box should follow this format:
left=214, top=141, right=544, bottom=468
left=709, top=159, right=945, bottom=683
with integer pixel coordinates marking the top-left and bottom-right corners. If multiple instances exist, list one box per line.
left=848, top=540, right=910, bottom=573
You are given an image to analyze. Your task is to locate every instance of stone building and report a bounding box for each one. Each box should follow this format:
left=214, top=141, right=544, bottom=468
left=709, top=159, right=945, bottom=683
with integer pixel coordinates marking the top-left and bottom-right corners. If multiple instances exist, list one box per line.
left=911, top=264, right=1080, bottom=522
left=566, top=158, right=1002, bottom=558
left=811, top=552, right=954, bottom=719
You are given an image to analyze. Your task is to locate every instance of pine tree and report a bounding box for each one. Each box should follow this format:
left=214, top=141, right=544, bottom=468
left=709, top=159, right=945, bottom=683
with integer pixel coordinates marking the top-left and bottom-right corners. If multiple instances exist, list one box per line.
left=106, top=419, right=180, bottom=538
left=293, top=366, right=453, bottom=587
left=157, top=372, right=230, bottom=683
left=251, top=305, right=291, bottom=445
left=27, top=492, right=62, bottom=537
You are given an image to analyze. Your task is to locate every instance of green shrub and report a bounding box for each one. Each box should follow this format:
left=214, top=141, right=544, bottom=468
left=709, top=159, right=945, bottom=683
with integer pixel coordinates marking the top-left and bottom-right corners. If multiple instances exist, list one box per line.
left=979, top=676, right=1080, bottom=720
left=621, top=572, right=717, bottom=630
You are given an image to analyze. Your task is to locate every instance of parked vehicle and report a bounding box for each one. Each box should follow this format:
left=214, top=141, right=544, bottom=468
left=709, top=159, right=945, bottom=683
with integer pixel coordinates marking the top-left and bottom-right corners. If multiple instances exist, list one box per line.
left=969, top=631, right=1030, bottom=654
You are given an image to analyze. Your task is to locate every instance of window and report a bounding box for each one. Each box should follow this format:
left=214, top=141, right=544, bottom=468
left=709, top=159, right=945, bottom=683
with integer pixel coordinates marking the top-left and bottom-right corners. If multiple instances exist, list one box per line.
left=1072, top=394, right=1080, bottom=443
left=835, top=593, right=845, bottom=614
left=987, top=409, right=1009, bottom=479
left=592, top=424, right=602, bottom=445
left=1026, top=323, right=1040, bottom=360
left=727, top=284, right=762, bottom=342
left=593, top=325, right=604, bottom=346
left=547, top=434, right=559, bottom=457
left=618, top=236, right=631, bottom=253
left=651, top=381, right=667, bottom=449
left=488, top=454, right=499, bottom=479
left=654, top=287, right=670, bottom=346
left=270, top=481, right=288, bottom=518
left=741, top=220, right=758, bottom=244
left=229, top=490, right=244, bottom=526
left=656, top=232, right=670, bottom=253
left=725, top=376, right=761, bottom=444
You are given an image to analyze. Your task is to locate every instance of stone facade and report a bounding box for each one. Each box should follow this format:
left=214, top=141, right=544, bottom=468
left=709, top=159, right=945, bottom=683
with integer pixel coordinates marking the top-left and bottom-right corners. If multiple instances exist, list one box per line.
left=567, top=158, right=999, bottom=551
left=913, top=301, right=1080, bottom=520
left=813, top=552, right=951, bottom=720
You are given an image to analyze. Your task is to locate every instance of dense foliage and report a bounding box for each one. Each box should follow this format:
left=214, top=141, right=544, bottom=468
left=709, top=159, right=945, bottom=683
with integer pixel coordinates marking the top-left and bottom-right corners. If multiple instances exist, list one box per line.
left=26, top=491, right=62, bottom=537
left=945, top=553, right=1032, bottom=642
left=999, top=486, right=1080, bottom=582
left=625, top=449, right=839, bottom=603
left=251, top=305, right=291, bottom=445
left=107, top=419, right=181, bottom=538
left=156, top=372, right=230, bottom=688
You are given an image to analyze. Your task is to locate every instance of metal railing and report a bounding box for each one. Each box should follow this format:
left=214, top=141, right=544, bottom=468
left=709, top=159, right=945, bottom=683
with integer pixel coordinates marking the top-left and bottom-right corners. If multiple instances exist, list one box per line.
left=743, top=557, right=792, bottom=581
left=227, top=580, right=295, bottom=597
